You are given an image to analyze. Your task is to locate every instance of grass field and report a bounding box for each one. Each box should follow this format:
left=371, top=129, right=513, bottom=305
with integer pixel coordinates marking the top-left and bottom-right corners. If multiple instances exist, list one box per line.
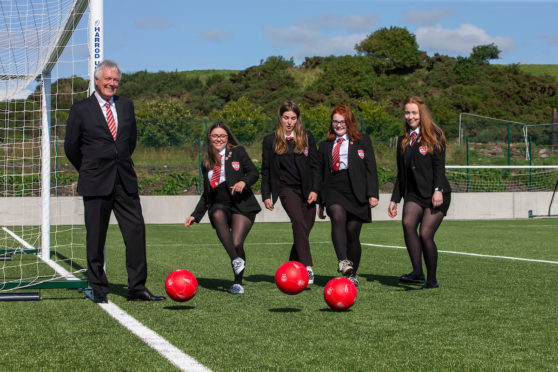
left=2, top=219, right=558, bottom=370
left=517, top=64, right=558, bottom=80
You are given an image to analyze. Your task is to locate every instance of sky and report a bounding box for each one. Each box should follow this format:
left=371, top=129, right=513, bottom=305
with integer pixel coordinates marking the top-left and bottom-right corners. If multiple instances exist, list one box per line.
left=99, top=0, right=558, bottom=73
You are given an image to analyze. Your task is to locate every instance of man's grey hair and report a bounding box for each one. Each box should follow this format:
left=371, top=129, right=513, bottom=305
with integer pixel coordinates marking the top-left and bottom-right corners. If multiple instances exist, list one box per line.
left=94, top=60, right=122, bottom=79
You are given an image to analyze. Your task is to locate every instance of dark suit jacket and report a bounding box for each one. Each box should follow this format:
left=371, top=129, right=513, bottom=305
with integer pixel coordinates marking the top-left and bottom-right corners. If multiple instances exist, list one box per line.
left=390, top=136, right=451, bottom=203
left=261, top=131, right=319, bottom=204
left=317, top=134, right=379, bottom=205
left=191, top=146, right=261, bottom=222
left=64, top=94, right=138, bottom=196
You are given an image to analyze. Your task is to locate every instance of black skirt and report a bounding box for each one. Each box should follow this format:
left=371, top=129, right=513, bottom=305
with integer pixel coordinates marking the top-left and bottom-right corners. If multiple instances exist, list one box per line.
left=323, top=170, right=371, bottom=223
left=209, top=183, right=257, bottom=227
left=404, top=174, right=451, bottom=215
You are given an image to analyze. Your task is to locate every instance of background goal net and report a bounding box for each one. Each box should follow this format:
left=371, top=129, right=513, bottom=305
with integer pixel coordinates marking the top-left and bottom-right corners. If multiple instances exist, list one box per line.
left=0, top=0, right=93, bottom=297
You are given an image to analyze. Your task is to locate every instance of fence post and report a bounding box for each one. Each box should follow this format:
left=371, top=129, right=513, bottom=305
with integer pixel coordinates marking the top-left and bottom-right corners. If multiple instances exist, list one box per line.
left=466, top=136, right=470, bottom=192
left=198, top=135, right=202, bottom=195
left=507, top=123, right=511, bottom=169
left=529, top=136, right=533, bottom=191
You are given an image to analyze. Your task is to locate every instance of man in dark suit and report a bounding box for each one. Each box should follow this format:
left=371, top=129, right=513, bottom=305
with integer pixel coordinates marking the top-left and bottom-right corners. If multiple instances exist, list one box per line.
left=64, top=60, right=165, bottom=303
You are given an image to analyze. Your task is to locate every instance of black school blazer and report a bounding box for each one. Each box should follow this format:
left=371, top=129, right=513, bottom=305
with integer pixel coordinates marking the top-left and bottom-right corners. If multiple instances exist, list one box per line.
left=260, top=131, right=320, bottom=204
left=317, top=134, right=379, bottom=205
left=390, top=136, right=451, bottom=203
left=191, top=146, right=261, bottom=222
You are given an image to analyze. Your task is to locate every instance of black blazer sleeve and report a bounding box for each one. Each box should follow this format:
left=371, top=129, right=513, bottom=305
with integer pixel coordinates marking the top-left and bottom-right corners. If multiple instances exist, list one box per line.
left=191, top=171, right=209, bottom=223
left=307, top=132, right=321, bottom=194
left=391, top=136, right=404, bottom=203
left=235, top=146, right=259, bottom=187
left=432, top=143, right=449, bottom=192
left=361, top=134, right=379, bottom=199
left=261, top=134, right=274, bottom=202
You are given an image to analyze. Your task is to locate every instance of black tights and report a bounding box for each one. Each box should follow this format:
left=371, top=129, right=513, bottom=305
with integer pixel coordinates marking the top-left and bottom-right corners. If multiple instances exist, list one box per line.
left=402, top=201, right=445, bottom=284
left=209, top=204, right=253, bottom=284
left=326, top=204, right=363, bottom=273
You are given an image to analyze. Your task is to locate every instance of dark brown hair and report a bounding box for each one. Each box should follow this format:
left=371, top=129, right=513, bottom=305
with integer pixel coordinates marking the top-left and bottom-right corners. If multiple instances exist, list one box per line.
left=203, top=122, right=240, bottom=169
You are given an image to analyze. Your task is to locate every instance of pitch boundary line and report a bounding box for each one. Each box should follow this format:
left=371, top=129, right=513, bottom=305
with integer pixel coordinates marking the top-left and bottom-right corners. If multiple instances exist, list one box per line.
left=2, top=227, right=210, bottom=372
left=362, top=243, right=558, bottom=265
left=99, top=302, right=210, bottom=372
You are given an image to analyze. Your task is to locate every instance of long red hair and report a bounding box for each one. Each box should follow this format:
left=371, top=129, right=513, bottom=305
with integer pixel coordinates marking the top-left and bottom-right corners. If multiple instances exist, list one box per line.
left=326, top=105, right=362, bottom=142
left=401, top=97, right=446, bottom=154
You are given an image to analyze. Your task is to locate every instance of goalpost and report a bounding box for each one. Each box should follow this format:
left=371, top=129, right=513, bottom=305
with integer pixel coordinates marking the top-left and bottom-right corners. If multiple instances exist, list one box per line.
left=0, top=0, right=102, bottom=300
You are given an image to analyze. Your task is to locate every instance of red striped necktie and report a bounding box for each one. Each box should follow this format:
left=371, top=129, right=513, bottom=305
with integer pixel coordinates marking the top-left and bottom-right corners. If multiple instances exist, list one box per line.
left=210, top=155, right=222, bottom=188
left=332, top=138, right=344, bottom=171
left=105, top=102, right=117, bottom=140
left=410, top=131, right=417, bottom=146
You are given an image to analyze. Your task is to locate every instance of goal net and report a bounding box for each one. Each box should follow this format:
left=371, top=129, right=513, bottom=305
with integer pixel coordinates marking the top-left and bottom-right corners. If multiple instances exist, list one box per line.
left=446, top=165, right=558, bottom=218
left=0, top=0, right=94, bottom=298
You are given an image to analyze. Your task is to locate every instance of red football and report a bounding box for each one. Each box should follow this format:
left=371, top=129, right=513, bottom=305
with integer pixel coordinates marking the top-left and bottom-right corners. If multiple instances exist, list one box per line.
left=165, top=269, right=198, bottom=302
left=274, top=261, right=309, bottom=295
left=324, top=277, right=357, bottom=310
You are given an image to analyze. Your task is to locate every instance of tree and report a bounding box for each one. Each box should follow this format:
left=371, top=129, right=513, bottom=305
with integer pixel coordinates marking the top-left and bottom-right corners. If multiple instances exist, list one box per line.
left=301, top=103, right=332, bottom=140
left=210, top=96, right=269, bottom=140
left=355, top=26, right=424, bottom=72
left=470, top=43, right=501, bottom=64
left=358, top=100, right=400, bottom=138
left=134, top=98, right=195, bottom=147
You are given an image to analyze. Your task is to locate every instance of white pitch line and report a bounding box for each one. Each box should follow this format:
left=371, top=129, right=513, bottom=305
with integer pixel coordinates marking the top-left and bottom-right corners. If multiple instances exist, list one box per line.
left=100, top=302, right=211, bottom=372
left=2, top=227, right=209, bottom=371
left=362, top=243, right=558, bottom=265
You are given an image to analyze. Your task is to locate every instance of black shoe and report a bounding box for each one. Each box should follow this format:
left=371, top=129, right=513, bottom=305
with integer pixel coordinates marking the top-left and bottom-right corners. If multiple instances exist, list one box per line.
left=421, top=282, right=439, bottom=290
left=127, top=288, right=166, bottom=301
left=399, top=273, right=425, bottom=283
left=92, top=291, right=108, bottom=303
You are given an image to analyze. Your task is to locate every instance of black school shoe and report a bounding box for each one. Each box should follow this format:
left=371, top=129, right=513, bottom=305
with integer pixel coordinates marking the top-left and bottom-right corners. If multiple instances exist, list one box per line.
left=421, top=282, right=439, bottom=290
left=399, top=273, right=425, bottom=283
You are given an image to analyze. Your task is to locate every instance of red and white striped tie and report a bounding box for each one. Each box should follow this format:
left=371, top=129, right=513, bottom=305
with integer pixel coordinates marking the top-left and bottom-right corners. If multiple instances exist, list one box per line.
left=332, top=138, right=344, bottom=171
left=410, top=131, right=417, bottom=146
left=105, top=102, right=117, bottom=140
left=210, top=155, right=222, bottom=189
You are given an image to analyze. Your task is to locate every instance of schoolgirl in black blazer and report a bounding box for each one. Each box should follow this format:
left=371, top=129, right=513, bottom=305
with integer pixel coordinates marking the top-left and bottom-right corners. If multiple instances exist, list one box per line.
left=388, top=97, right=451, bottom=289
left=261, top=100, right=320, bottom=283
left=185, top=122, right=261, bottom=294
left=317, top=105, right=379, bottom=287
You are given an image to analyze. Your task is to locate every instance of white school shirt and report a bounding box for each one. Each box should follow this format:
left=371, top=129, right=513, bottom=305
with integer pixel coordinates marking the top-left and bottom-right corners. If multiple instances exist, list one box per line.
left=333, top=134, right=349, bottom=170
left=207, top=148, right=227, bottom=185
left=94, top=92, right=118, bottom=131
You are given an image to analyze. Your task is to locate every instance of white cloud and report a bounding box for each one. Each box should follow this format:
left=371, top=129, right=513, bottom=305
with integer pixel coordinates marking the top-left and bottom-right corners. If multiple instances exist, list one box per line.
left=405, top=9, right=454, bottom=26
left=200, top=29, right=233, bottom=42
left=264, top=14, right=379, bottom=59
left=134, top=18, right=173, bottom=30
left=415, top=23, right=515, bottom=56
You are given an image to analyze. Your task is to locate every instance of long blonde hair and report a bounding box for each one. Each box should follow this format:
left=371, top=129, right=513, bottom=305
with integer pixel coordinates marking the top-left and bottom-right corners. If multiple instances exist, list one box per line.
left=273, top=100, right=308, bottom=155
left=401, top=96, right=446, bottom=154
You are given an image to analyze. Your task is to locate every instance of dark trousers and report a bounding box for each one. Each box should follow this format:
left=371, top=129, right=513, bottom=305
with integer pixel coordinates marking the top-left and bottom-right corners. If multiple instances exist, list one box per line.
left=279, top=187, right=315, bottom=266
left=83, top=180, right=147, bottom=296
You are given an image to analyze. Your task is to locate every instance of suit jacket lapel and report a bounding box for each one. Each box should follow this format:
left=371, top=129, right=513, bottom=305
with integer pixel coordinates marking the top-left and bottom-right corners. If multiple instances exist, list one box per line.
left=89, top=94, right=115, bottom=140
left=114, top=95, right=124, bottom=140
left=326, top=141, right=334, bottom=169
